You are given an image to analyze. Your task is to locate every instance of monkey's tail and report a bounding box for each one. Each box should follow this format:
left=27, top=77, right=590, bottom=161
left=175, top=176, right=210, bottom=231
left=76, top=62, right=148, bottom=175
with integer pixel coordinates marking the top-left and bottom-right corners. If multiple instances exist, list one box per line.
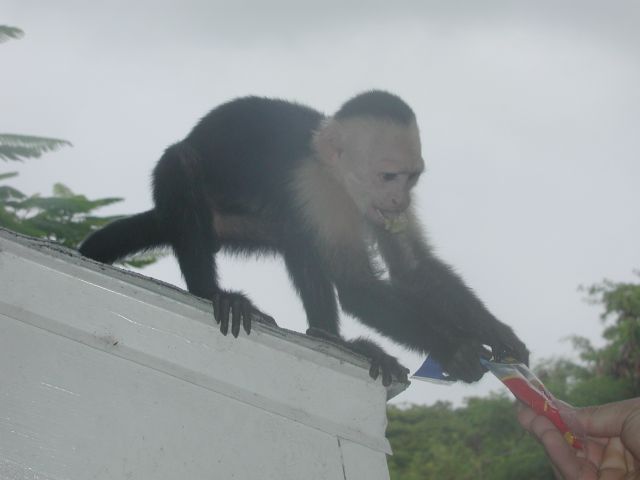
left=79, top=209, right=167, bottom=264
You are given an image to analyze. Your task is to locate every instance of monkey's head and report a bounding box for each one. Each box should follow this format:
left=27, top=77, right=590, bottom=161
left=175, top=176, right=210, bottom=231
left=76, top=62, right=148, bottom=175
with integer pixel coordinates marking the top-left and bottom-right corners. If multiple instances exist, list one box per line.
left=314, top=91, right=424, bottom=230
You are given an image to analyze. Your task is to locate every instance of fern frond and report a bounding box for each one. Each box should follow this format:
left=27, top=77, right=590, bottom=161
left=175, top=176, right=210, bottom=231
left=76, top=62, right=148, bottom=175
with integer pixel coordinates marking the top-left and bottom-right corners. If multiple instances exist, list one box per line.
left=0, top=26, right=24, bottom=43
left=0, top=134, right=72, bottom=161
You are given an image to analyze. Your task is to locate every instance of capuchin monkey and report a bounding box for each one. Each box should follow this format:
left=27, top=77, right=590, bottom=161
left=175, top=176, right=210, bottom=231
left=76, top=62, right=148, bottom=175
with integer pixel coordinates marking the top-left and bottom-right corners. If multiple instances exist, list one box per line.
left=79, top=90, right=528, bottom=386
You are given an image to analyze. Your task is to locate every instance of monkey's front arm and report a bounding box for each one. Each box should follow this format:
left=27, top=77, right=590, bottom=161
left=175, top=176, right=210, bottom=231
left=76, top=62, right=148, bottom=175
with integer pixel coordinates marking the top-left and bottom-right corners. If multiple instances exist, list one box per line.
left=373, top=226, right=529, bottom=381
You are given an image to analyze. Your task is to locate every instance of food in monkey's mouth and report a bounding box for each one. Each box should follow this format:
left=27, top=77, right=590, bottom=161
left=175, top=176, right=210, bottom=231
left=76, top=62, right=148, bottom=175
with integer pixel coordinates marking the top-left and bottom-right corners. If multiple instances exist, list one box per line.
left=377, top=209, right=409, bottom=234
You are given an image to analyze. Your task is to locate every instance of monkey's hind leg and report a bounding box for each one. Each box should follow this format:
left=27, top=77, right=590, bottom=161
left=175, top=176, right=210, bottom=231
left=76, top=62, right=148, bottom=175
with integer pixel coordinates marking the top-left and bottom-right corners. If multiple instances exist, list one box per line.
left=284, top=243, right=408, bottom=385
left=152, top=143, right=276, bottom=337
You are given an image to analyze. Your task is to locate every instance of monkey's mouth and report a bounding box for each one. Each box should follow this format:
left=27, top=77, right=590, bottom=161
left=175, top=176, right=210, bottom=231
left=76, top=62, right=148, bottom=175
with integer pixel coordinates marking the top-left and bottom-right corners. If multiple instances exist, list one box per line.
left=374, top=209, right=409, bottom=234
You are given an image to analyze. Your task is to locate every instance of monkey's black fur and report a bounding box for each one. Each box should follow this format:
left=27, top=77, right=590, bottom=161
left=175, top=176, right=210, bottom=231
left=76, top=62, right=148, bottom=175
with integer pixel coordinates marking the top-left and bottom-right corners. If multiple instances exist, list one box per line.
left=80, top=91, right=528, bottom=385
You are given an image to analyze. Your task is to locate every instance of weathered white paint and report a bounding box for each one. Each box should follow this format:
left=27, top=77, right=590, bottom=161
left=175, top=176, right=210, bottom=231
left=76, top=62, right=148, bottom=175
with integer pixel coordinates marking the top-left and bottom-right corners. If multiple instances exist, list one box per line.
left=0, top=229, right=407, bottom=480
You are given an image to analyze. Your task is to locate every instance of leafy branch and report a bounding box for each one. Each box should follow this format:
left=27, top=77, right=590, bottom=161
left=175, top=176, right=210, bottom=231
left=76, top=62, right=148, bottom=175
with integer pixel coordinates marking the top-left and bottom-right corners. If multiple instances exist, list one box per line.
left=0, top=134, right=73, bottom=161
left=0, top=179, right=162, bottom=268
left=0, top=25, right=24, bottom=43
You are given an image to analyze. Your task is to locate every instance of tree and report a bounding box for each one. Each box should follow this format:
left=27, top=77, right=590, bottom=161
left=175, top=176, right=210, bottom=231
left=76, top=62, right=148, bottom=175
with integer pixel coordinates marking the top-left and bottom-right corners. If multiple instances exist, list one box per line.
left=581, top=275, right=640, bottom=393
left=0, top=25, right=158, bottom=268
left=387, top=397, right=554, bottom=480
left=0, top=134, right=71, bottom=162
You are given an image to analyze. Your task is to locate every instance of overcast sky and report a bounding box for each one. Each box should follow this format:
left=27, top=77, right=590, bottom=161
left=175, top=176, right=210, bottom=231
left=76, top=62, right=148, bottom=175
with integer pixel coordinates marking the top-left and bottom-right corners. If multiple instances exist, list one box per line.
left=3, top=1, right=639, bottom=406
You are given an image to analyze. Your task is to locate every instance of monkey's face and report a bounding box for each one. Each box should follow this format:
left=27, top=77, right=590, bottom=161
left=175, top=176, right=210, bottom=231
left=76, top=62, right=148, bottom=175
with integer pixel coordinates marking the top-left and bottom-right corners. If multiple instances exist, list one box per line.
left=334, top=118, right=424, bottom=229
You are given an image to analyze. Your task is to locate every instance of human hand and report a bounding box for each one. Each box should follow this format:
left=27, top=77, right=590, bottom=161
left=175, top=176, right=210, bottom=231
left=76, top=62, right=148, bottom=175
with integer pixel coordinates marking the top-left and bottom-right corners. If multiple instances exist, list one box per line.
left=518, top=397, right=640, bottom=479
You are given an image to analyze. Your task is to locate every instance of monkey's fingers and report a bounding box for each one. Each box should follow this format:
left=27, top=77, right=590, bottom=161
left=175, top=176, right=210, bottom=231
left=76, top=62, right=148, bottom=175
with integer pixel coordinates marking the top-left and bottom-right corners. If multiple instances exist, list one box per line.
left=219, top=295, right=231, bottom=336
left=493, top=336, right=529, bottom=365
left=231, top=298, right=242, bottom=338
left=379, top=356, right=410, bottom=386
left=372, top=357, right=410, bottom=386
left=395, top=364, right=411, bottom=384
left=369, top=359, right=381, bottom=381
left=482, top=324, right=529, bottom=364
left=381, top=366, right=392, bottom=387
left=212, top=294, right=221, bottom=325
left=241, top=302, right=252, bottom=335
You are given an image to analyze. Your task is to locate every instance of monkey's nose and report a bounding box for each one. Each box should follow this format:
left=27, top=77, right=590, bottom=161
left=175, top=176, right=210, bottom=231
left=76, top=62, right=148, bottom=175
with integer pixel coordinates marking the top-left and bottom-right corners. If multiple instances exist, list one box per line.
left=391, top=197, right=409, bottom=211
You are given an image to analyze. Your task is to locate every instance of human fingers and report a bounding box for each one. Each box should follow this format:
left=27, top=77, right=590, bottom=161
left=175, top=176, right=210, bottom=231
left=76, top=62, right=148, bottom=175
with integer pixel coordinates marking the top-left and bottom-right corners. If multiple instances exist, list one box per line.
left=577, top=398, right=640, bottom=440
left=620, top=407, right=640, bottom=466
left=597, top=437, right=640, bottom=480
left=519, top=405, right=595, bottom=480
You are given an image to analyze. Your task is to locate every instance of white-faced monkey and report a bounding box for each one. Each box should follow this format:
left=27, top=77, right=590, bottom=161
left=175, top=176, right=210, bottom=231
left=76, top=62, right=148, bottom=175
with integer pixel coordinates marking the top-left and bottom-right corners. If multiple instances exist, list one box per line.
left=79, top=91, right=528, bottom=386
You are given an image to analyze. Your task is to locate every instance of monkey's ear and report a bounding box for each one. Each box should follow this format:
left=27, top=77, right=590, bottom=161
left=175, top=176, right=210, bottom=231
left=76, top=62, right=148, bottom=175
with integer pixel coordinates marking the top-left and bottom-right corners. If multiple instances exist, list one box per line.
left=313, top=118, right=343, bottom=165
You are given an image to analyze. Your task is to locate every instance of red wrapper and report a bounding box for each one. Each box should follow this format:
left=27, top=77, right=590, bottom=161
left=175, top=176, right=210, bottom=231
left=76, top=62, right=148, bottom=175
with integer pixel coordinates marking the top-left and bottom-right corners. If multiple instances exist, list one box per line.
left=482, top=359, right=583, bottom=449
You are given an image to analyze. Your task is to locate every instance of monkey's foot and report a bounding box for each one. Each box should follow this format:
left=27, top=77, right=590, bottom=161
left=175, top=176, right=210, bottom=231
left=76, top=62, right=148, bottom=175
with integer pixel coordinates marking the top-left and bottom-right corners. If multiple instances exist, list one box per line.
left=306, top=328, right=410, bottom=387
left=365, top=348, right=410, bottom=387
left=212, top=291, right=277, bottom=338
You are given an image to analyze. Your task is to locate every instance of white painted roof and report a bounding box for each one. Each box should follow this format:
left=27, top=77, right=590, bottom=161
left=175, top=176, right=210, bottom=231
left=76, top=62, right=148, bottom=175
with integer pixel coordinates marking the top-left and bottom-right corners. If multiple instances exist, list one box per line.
left=0, top=228, right=408, bottom=480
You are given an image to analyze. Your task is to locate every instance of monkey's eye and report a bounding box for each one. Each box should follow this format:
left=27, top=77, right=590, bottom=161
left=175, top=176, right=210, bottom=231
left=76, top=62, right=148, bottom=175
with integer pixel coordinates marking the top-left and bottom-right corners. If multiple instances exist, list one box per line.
left=380, top=173, right=398, bottom=182
left=408, top=172, right=420, bottom=183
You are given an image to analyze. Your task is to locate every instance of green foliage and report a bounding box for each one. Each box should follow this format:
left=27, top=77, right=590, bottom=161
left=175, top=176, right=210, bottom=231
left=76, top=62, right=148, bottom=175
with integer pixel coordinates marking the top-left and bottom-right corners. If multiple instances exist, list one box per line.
left=0, top=174, right=160, bottom=268
left=388, top=274, right=640, bottom=479
left=387, top=396, right=554, bottom=480
left=0, top=134, right=73, bottom=162
left=535, top=357, right=635, bottom=407
left=0, top=26, right=160, bottom=269
left=1, top=176, right=121, bottom=247
left=0, top=25, right=24, bottom=43
left=580, top=276, right=640, bottom=393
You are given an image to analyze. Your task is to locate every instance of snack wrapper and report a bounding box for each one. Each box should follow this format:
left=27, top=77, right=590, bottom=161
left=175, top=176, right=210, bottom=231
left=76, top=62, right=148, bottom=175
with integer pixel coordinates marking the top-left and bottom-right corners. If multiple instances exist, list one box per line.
left=413, top=356, right=585, bottom=449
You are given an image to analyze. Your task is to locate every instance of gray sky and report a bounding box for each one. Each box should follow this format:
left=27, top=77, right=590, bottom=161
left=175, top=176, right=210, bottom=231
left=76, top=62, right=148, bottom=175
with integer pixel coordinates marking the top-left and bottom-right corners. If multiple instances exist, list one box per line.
left=3, top=1, right=639, bottom=406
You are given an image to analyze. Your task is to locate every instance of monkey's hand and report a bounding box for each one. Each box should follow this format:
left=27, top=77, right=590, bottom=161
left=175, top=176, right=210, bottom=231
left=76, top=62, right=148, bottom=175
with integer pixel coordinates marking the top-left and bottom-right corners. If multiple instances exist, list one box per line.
left=430, top=339, right=490, bottom=383
left=306, top=328, right=410, bottom=386
left=212, top=291, right=277, bottom=338
left=432, top=321, right=529, bottom=383
left=482, top=320, right=529, bottom=366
